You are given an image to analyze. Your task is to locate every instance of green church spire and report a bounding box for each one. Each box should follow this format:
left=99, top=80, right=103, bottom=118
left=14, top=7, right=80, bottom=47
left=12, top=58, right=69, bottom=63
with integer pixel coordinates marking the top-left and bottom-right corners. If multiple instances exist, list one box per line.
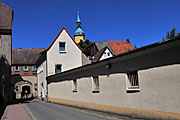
left=75, top=10, right=84, bottom=36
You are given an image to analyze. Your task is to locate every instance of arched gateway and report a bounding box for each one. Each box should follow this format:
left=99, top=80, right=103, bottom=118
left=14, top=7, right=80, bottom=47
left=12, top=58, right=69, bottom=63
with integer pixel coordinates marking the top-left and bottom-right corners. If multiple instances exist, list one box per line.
left=14, top=80, right=33, bottom=99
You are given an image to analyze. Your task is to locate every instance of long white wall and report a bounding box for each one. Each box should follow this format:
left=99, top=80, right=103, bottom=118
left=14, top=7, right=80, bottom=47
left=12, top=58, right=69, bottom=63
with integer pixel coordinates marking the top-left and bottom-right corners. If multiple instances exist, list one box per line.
left=48, top=64, right=180, bottom=114
left=47, top=40, right=180, bottom=119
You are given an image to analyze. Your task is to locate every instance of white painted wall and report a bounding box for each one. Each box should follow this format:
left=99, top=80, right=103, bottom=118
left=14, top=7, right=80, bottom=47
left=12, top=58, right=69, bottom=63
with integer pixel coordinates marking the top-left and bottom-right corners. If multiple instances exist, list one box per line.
left=37, top=60, right=47, bottom=98
left=47, top=29, right=82, bottom=76
left=99, top=48, right=113, bottom=61
left=48, top=64, right=180, bottom=114
left=37, top=28, right=84, bottom=98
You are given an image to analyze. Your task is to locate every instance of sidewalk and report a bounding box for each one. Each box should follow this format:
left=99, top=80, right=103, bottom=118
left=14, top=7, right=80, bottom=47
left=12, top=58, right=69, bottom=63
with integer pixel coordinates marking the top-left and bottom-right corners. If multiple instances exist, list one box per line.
left=1, top=104, right=31, bottom=120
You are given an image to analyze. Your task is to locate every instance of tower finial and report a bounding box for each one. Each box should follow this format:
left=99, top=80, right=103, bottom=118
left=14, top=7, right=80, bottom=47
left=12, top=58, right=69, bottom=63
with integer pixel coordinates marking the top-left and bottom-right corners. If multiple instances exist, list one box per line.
left=77, top=9, right=79, bottom=15
left=77, top=9, right=81, bottom=23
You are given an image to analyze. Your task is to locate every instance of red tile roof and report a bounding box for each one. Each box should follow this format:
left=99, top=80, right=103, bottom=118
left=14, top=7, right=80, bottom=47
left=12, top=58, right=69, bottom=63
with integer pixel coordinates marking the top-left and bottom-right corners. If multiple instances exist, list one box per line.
left=46, top=26, right=82, bottom=51
left=108, top=40, right=134, bottom=55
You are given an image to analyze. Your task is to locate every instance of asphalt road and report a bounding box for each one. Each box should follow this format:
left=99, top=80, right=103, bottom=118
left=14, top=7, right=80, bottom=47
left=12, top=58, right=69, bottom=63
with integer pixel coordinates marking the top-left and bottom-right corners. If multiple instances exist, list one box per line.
left=24, top=100, right=118, bottom=120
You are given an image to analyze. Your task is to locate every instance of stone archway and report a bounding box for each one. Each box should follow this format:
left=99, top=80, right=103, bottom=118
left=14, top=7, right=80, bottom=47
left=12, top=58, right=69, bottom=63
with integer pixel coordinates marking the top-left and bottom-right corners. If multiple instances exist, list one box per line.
left=21, top=85, right=31, bottom=99
left=14, top=80, right=33, bottom=99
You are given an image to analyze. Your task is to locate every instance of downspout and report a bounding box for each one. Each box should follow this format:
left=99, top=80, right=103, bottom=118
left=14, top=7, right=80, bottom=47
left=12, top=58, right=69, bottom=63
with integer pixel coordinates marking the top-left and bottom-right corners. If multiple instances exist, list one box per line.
left=46, top=53, right=48, bottom=102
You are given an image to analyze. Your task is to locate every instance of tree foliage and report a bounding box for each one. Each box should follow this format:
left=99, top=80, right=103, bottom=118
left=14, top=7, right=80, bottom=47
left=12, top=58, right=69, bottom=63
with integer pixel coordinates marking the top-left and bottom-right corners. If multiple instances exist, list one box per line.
left=134, top=45, right=137, bottom=49
left=163, top=28, right=180, bottom=40
left=78, top=39, right=93, bottom=56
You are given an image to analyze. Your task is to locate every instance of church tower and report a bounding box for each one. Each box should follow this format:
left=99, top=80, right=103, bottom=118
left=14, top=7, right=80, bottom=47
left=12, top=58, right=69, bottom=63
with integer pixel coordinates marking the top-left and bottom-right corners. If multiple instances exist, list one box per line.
left=74, top=10, right=85, bottom=43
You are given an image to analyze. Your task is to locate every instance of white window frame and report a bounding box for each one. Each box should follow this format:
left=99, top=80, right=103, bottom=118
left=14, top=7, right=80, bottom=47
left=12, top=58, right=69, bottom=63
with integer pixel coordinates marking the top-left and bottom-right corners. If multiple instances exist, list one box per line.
left=126, top=71, right=140, bottom=92
left=92, top=76, right=100, bottom=93
left=32, top=65, right=36, bottom=71
left=72, top=79, right=77, bottom=92
left=55, top=64, right=62, bottom=74
left=24, top=66, right=28, bottom=71
left=59, top=42, right=66, bottom=52
left=15, top=66, right=19, bottom=71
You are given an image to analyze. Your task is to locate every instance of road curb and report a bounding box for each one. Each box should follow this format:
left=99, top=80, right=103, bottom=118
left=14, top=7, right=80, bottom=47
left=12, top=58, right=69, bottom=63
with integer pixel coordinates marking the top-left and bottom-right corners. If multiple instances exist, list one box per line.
left=23, top=104, right=37, bottom=120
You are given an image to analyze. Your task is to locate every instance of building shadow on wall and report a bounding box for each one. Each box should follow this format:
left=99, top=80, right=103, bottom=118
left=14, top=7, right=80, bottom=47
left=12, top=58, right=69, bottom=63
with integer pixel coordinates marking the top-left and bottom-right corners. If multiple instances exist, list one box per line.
left=0, top=55, right=11, bottom=119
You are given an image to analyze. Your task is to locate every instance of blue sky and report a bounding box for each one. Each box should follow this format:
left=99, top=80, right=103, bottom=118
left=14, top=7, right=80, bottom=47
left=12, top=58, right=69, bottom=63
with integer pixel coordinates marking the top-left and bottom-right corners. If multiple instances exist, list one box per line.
left=1, top=0, right=180, bottom=48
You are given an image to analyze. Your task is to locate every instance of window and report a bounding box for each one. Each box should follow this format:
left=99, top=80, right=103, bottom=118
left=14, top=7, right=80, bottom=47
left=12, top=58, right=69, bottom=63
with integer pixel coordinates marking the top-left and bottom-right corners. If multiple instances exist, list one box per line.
left=92, top=76, right=100, bottom=93
left=126, top=71, right=140, bottom=92
left=59, top=42, right=66, bottom=52
left=107, top=52, right=110, bottom=56
left=15, top=66, right=19, bottom=71
left=24, top=66, right=28, bottom=71
left=55, top=64, right=62, bottom=74
left=72, top=79, right=77, bottom=92
left=32, top=65, right=36, bottom=71
left=15, top=86, right=18, bottom=91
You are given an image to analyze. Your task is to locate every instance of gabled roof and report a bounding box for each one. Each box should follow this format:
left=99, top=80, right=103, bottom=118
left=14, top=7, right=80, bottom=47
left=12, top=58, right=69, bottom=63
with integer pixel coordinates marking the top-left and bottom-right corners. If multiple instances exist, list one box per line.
left=93, top=46, right=114, bottom=62
left=46, top=26, right=82, bottom=51
left=108, top=40, right=134, bottom=55
left=12, top=48, right=45, bottom=65
left=95, top=41, right=111, bottom=51
left=47, top=36, right=180, bottom=82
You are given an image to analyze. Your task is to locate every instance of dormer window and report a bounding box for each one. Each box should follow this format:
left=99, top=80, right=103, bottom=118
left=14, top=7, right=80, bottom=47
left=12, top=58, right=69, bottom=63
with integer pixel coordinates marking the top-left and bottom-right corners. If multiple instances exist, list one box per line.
left=24, top=66, right=28, bottom=71
left=15, top=66, right=19, bottom=71
left=59, top=42, right=66, bottom=52
left=33, top=65, right=36, bottom=71
left=107, top=52, right=110, bottom=56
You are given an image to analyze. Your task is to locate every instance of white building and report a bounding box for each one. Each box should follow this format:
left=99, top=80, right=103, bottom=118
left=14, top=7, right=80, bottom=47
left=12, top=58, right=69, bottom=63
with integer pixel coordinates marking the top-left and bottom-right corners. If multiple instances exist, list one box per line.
left=47, top=37, right=180, bottom=120
left=36, top=27, right=90, bottom=100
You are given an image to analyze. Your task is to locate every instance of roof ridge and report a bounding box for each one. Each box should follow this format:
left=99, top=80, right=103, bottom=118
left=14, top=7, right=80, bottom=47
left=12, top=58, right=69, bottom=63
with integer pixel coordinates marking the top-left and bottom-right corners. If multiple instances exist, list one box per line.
left=46, top=26, right=82, bottom=51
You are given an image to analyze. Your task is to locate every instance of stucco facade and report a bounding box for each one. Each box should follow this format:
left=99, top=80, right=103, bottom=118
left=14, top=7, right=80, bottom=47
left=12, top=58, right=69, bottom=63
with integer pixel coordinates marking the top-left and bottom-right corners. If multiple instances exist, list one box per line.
left=0, top=2, right=13, bottom=104
left=37, top=27, right=89, bottom=99
left=99, top=48, right=113, bottom=61
left=47, top=29, right=82, bottom=75
left=47, top=37, right=180, bottom=119
left=37, top=60, right=47, bottom=99
left=11, top=75, right=37, bottom=99
left=74, top=35, right=85, bottom=44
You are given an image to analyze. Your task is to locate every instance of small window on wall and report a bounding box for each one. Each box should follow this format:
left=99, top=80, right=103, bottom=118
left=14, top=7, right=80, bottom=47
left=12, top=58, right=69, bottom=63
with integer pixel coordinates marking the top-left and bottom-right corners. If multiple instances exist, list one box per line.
left=72, top=79, right=77, bottom=92
left=55, top=64, right=62, bottom=74
left=32, top=65, right=36, bottom=71
left=107, top=52, right=110, bottom=56
left=92, top=76, right=100, bottom=93
left=126, top=71, right=140, bottom=92
left=15, top=86, right=18, bottom=91
left=15, top=66, right=19, bottom=71
left=24, top=66, right=28, bottom=71
left=59, top=42, right=66, bottom=52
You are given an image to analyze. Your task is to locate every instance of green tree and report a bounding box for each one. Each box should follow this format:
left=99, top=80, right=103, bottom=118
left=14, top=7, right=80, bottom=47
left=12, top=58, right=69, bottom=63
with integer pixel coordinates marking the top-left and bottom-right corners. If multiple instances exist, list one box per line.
left=78, top=39, right=93, bottom=56
left=177, top=33, right=180, bottom=37
left=163, top=28, right=179, bottom=40
left=134, top=45, right=137, bottom=49
left=169, top=28, right=176, bottom=39
left=166, top=31, right=170, bottom=39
